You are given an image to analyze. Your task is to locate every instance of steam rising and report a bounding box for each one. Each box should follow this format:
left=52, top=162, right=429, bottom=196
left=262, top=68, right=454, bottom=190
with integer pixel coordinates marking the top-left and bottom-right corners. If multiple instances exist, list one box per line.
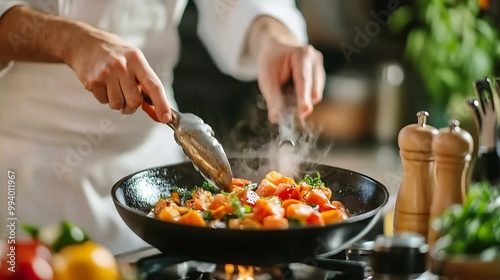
left=227, top=100, right=331, bottom=182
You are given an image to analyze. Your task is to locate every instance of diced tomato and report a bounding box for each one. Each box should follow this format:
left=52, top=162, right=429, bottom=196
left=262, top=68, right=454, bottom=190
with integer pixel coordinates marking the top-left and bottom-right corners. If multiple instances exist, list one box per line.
left=240, top=189, right=260, bottom=206
left=285, top=203, right=314, bottom=221
left=265, top=171, right=296, bottom=186
left=274, top=183, right=296, bottom=200
left=262, top=216, right=289, bottom=229
left=158, top=207, right=181, bottom=222
left=305, top=212, right=325, bottom=226
left=256, top=179, right=278, bottom=197
left=177, top=210, right=207, bottom=226
left=301, top=188, right=330, bottom=205
left=232, top=178, right=252, bottom=187
left=208, top=194, right=229, bottom=210
left=281, top=199, right=301, bottom=210
left=321, top=209, right=345, bottom=225
left=252, top=198, right=285, bottom=222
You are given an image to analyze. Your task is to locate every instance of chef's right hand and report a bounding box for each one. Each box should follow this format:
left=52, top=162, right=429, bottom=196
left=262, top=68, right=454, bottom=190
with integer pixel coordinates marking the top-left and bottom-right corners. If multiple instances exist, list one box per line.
left=64, top=26, right=172, bottom=123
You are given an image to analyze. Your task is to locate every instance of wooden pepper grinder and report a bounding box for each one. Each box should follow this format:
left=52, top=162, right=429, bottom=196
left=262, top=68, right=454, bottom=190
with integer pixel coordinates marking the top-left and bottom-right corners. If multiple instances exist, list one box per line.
left=428, top=119, right=473, bottom=249
left=394, top=111, right=438, bottom=238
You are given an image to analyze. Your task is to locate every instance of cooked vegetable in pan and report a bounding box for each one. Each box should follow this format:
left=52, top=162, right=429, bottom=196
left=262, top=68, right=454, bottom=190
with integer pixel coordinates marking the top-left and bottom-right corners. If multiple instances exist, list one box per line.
left=150, top=171, right=349, bottom=229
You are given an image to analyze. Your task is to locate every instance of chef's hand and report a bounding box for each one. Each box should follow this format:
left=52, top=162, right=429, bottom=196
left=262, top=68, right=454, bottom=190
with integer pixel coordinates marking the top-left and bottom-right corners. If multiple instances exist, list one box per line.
left=0, top=6, right=172, bottom=123
left=63, top=24, right=172, bottom=123
left=247, top=16, right=325, bottom=124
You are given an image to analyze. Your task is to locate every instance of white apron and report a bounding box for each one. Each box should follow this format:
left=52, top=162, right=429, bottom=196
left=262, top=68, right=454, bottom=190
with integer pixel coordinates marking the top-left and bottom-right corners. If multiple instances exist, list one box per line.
left=0, top=0, right=306, bottom=254
left=0, top=0, right=186, bottom=254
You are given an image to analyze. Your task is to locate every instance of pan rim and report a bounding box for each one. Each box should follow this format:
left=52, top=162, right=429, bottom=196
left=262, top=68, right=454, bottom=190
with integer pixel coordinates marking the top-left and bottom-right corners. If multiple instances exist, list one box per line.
left=111, top=158, right=389, bottom=233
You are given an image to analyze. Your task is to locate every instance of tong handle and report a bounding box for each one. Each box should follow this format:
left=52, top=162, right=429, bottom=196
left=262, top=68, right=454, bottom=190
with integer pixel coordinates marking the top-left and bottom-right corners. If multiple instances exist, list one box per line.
left=141, top=91, right=178, bottom=127
left=141, top=88, right=160, bottom=122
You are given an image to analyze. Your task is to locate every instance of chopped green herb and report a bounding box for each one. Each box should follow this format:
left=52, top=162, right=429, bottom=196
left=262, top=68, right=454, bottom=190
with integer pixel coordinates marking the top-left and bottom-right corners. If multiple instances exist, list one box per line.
left=170, top=186, right=192, bottom=201
left=229, top=194, right=246, bottom=218
left=308, top=204, right=319, bottom=211
left=200, top=181, right=218, bottom=193
left=300, top=172, right=325, bottom=187
left=243, top=183, right=258, bottom=191
left=201, top=210, right=214, bottom=222
left=243, top=205, right=252, bottom=213
left=287, top=217, right=304, bottom=228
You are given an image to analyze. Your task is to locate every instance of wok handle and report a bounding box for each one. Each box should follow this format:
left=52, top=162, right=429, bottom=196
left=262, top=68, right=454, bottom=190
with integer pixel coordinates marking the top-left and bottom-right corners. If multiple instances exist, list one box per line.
left=316, top=210, right=384, bottom=259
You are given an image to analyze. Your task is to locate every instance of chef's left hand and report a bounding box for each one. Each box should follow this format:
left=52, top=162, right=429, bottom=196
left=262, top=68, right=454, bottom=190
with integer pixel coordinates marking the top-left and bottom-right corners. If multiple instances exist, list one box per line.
left=248, top=16, right=325, bottom=124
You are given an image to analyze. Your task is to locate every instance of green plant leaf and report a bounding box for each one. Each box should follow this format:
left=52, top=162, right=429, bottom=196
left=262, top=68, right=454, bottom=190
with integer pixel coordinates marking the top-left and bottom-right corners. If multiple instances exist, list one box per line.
left=388, top=6, right=414, bottom=34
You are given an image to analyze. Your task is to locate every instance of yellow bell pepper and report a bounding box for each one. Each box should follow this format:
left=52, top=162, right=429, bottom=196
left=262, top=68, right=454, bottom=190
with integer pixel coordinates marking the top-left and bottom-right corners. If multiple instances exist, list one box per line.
left=52, top=241, right=119, bottom=280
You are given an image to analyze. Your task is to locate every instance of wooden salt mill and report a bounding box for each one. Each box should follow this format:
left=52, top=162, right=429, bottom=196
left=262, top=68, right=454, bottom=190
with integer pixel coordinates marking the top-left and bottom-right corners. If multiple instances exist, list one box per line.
left=394, top=111, right=438, bottom=239
left=428, top=119, right=473, bottom=249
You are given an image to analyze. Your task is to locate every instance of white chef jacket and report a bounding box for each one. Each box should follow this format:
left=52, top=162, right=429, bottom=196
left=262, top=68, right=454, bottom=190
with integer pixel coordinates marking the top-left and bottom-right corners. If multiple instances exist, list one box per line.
left=0, top=0, right=306, bottom=254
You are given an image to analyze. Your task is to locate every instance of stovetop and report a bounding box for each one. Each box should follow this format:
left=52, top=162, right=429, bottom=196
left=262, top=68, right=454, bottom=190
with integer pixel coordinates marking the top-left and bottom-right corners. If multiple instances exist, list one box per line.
left=116, top=245, right=372, bottom=280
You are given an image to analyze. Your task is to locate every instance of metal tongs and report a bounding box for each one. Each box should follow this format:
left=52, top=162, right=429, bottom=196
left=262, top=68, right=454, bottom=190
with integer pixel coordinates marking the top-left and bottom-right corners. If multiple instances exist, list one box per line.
left=141, top=92, right=233, bottom=192
left=278, top=81, right=298, bottom=149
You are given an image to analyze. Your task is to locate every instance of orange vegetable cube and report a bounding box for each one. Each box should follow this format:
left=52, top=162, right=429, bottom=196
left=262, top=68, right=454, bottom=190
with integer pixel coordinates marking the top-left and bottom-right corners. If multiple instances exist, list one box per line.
left=265, top=171, right=296, bottom=186
left=285, top=203, right=314, bottom=221
left=321, top=187, right=332, bottom=200
left=281, top=199, right=302, bottom=210
left=256, top=179, right=278, bottom=197
left=253, top=198, right=285, bottom=222
left=321, top=209, right=345, bottom=225
left=262, top=216, right=289, bottom=229
left=154, top=198, right=169, bottom=216
left=208, top=193, right=229, bottom=210
left=177, top=210, right=207, bottom=226
left=232, top=178, right=252, bottom=187
left=301, top=189, right=330, bottom=205
left=210, top=205, right=235, bottom=219
left=158, top=207, right=181, bottom=222
left=171, top=192, right=181, bottom=205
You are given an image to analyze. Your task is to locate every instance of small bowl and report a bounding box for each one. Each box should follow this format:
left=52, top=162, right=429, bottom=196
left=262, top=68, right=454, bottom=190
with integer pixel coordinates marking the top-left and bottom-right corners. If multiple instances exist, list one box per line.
left=430, top=252, right=500, bottom=279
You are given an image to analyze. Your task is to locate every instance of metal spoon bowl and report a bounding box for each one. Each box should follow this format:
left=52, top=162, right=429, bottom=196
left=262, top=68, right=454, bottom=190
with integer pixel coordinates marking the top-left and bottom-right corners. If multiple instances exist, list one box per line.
left=141, top=93, right=233, bottom=192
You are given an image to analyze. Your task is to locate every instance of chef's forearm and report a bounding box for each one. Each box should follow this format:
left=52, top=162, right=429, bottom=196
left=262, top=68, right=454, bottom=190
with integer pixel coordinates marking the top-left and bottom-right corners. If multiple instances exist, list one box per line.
left=0, top=5, right=84, bottom=63
left=246, top=16, right=301, bottom=60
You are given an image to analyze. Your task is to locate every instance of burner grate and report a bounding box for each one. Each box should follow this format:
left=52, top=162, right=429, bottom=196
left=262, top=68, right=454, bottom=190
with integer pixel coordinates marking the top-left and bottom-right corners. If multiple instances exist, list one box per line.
left=115, top=249, right=366, bottom=280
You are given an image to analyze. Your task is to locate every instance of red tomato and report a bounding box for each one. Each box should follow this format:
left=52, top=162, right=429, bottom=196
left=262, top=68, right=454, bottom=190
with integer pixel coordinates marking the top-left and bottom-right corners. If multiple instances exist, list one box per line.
left=274, top=184, right=295, bottom=201
left=305, top=212, right=325, bottom=226
left=0, top=239, right=53, bottom=280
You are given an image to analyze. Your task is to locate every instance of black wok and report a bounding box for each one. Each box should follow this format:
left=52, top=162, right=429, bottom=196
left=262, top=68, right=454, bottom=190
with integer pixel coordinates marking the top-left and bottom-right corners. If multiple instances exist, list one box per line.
left=112, top=158, right=389, bottom=266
